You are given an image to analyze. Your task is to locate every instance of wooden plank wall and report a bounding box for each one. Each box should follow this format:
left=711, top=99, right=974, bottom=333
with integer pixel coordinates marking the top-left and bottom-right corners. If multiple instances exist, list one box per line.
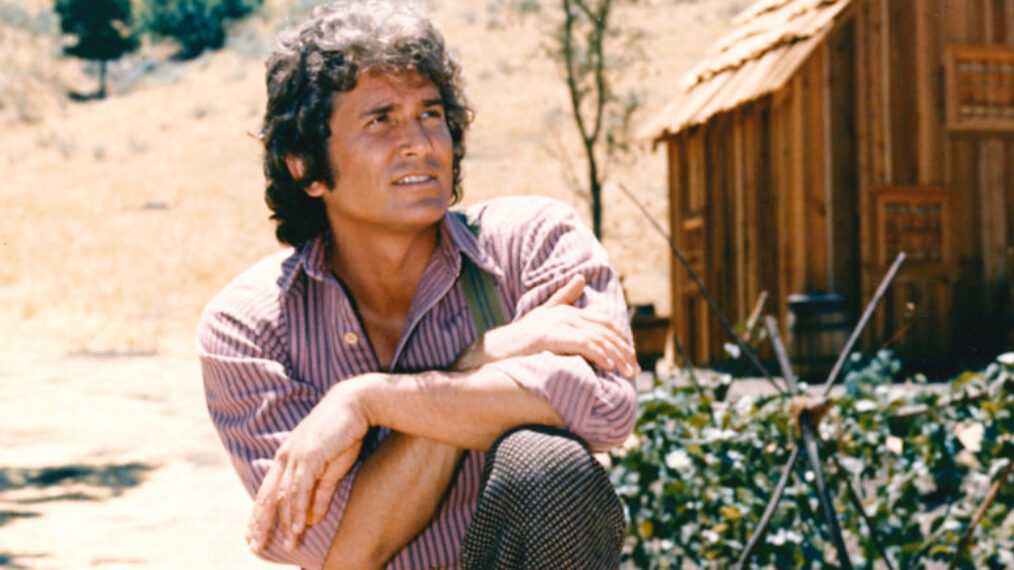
left=939, top=0, right=1013, bottom=357
left=665, top=0, right=1014, bottom=367
left=853, top=0, right=1014, bottom=361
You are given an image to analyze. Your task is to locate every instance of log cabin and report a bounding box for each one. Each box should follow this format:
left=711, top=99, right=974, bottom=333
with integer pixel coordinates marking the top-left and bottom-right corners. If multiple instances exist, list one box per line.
left=643, top=0, right=1014, bottom=377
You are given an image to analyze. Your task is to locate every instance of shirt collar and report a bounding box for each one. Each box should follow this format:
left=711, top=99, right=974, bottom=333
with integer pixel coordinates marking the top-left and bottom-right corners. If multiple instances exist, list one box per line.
left=440, top=209, right=504, bottom=280
left=277, top=210, right=504, bottom=296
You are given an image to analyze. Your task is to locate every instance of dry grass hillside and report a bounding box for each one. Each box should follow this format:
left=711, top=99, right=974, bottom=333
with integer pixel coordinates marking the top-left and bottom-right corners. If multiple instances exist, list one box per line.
left=1, top=0, right=745, bottom=363
left=0, top=0, right=744, bottom=566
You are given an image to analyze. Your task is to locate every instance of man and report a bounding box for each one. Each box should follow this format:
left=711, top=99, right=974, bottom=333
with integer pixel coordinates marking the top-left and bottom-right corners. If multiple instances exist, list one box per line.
left=197, top=2, right=639, bottom=568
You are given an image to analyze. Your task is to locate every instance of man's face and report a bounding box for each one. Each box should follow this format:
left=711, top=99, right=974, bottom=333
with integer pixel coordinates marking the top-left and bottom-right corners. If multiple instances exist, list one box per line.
left=307, top=70, right=454, bottom=238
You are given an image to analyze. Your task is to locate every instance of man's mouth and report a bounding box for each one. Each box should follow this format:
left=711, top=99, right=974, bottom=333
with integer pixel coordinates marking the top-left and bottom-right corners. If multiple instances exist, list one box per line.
left=395, top=174, right=435, bottom=185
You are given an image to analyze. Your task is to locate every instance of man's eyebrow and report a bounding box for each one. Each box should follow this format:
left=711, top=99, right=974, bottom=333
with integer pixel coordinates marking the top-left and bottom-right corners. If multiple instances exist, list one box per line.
left=361, top=103, right=396, bottom=118
left=360, top=97, right=443, bottom=119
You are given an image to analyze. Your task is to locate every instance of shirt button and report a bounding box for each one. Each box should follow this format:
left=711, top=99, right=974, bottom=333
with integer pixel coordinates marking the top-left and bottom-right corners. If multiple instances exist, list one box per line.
left=343, top=332, right=359, bottom=345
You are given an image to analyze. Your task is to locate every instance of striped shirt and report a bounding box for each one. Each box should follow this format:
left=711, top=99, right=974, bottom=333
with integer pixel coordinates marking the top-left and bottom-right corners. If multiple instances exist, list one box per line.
left=197, top=196, right=637, bottom=569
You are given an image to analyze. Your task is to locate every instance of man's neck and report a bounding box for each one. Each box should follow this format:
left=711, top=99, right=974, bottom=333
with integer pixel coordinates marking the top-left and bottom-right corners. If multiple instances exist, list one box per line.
left=328, top=222, right=442, bottom=318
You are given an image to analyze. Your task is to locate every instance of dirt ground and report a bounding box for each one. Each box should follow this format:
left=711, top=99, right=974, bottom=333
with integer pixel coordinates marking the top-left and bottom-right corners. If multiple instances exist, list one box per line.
left=0, top=0, right=744, bottom=567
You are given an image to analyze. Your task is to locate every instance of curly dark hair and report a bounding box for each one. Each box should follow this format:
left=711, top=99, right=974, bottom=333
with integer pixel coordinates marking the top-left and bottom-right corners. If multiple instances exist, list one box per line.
left=261, top=1, right=473, bottom=247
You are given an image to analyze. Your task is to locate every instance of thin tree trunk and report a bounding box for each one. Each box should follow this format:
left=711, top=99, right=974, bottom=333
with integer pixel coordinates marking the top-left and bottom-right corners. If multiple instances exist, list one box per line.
left=98, top=60, right=108, bottom=99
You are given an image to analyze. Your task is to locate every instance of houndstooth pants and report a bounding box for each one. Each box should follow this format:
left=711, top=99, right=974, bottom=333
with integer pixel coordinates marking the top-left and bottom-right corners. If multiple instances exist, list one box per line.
left=459, top=426, right=626, bottom=569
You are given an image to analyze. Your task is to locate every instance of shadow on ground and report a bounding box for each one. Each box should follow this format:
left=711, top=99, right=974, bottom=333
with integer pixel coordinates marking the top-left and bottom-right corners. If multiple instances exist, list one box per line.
left=0, top=462, right=155, bottom=504
left=0, top=463, right=156, bottom=568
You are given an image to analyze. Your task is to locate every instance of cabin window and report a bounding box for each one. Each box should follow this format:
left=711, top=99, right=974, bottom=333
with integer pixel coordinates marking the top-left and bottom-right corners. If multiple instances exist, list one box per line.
left=944, top=44, right=1014, bottom=131
left=871, top=186, right=954, bottom=270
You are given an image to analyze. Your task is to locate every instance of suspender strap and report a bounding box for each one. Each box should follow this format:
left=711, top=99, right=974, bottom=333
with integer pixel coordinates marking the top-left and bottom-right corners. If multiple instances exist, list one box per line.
left=454, top=212, right=507, bottom=335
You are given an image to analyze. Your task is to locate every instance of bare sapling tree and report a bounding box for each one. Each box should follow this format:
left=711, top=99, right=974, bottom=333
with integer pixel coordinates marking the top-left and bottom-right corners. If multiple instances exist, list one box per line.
left=493, top=0, right=641, bottom=239
left=557, top=0, right=639, bottom=238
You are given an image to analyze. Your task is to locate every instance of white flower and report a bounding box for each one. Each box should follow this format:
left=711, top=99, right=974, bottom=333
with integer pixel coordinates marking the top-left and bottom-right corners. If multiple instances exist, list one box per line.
left=723, top=342, right=741, bottom=359
left=839, top=456, right=863, bottom=474
left=998, top=352, right=1014, bottom=366
left=855, top=399, right=877, bottom=412
left=767, top=528, right=803, bottom=546
left=955, top=422, right=984, bottom=453
left=665, top=449, right=692, bottom=471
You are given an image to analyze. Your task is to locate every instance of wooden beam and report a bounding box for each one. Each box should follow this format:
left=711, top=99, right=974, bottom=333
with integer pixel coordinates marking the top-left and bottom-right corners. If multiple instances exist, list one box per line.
left=1008, top=0, right=1014, bottom=44
left=942, top=0, right=972, bottom=42
left=668, top=136, right=683, bottom=361
left=984, top=0, right=995, bottom=42
left=772, top=87, right=791, bottom=327
left=879, top=0, right=893, bottom=183
left=791, top=74, right=807, bottom=294
left=743, top=106, right=760, bottom=308
left=915, top=0, right=943, bottom=185
left=823, top=41, right=836, bottom=291
left=867, top=0, right=887, bottom=186
left=980, top=139, right=1008, bottom=308
left=733, top=109, right=747, bottom=320
left=806, top=52, right=829, bottom=292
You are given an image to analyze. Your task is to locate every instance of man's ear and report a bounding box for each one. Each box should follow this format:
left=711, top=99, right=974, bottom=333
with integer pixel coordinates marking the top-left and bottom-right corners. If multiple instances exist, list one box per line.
left=285, top=154, right=327, bottom=198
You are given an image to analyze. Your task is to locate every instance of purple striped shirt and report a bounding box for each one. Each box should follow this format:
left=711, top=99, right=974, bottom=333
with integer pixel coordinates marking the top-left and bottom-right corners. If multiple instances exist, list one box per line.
left=197, top=196, right=637, bottom=569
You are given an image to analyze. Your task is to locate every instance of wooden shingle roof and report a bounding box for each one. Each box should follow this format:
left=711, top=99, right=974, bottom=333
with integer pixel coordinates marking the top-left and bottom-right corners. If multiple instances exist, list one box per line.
left=642, top=0, right=854, bottom=141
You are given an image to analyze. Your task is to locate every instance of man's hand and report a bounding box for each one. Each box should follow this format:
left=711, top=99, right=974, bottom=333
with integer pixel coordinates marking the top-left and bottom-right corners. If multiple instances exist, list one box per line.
left=454, top=274, right=639, bottom=377
left=247, top=381, right=371, bottom=554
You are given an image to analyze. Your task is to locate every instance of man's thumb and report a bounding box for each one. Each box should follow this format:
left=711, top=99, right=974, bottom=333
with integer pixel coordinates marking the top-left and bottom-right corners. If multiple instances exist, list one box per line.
left=544, top=274, right=586, bottom=307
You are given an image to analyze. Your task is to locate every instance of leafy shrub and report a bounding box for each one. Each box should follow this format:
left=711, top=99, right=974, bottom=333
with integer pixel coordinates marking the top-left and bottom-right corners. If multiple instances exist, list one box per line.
left=216, top=0, right=263, bottom=19
left=610, top=352, right=1014, bottom=569
left=142, top=0, right=263, bottom=59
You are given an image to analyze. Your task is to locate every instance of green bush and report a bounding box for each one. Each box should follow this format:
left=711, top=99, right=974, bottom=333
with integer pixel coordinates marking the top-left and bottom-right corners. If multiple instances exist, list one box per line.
left=55, top=0, right=139, bottom=97
left=610, top=352, right=1014, bottom=569
left=142, top=0, right=263, bottom=59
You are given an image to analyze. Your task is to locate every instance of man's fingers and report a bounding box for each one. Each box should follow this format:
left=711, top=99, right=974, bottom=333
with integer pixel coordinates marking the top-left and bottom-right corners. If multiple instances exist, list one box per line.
left=309, top=449, right=358, bottom=526
left=277, top=466, right=295, bottom=550
left=309, top=460, right=343, bottom=526
left=248, top=464, right=284, bottom=553
left=558, top=323, right=638, bottom=377
left=543, top=274, right=586, bottom=307
left=286, top=464, right=313, bottom=550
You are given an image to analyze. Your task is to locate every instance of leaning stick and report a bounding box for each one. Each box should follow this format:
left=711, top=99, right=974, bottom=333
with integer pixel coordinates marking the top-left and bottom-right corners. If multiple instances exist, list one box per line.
left=821, top=253, right=906, bottom=398
left=618, top=183, right=785, bottom=395
left=947, top=460, right=1014, bottom=570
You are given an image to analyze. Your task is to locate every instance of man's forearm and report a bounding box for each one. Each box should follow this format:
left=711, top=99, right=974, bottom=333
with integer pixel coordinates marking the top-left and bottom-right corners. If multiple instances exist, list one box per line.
left=350, top=365, right=563, bottom=451
left=322, top=364, right=558, bottom=567
left=323, top=432, right=462, bottom=569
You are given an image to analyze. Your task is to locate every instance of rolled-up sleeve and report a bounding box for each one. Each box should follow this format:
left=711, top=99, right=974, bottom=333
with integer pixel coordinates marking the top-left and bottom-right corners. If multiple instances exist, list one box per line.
left=482, top=198, right=637, bottom=451
left=197, top=283, right=353, bottom=569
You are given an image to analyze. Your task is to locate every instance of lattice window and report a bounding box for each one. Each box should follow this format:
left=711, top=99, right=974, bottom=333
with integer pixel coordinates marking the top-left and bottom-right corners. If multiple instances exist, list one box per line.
left=945, top=44, right=1014, bottom=131
left=871, top=186, right=954, bottom=270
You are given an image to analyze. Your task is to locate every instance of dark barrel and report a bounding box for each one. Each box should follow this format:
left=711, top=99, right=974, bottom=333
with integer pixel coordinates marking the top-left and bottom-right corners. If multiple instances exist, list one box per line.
left=787, top=293, right=850, bottom=381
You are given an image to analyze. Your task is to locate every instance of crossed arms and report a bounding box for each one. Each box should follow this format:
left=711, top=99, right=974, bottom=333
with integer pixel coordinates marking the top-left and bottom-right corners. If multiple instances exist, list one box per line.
left=198, top=199, right=639, bottom=568
left=254, top=275, right=637, bottom=567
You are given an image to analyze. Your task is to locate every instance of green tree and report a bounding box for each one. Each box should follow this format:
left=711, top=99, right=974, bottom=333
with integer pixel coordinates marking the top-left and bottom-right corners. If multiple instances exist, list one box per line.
left=217, top=0, right=263, bottom=19
left=144, top=0, right=226, bottom=59
left=143, top=0, right=265, bottom=59
left=143, top=0, right=262, bottom=60
left=55, top=0, right=140, bottom=99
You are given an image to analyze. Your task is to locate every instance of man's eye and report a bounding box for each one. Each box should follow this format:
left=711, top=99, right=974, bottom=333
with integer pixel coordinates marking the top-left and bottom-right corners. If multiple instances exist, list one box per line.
left=368, top=115, right=388, bottom=126
left=422, top=109, right=444, bottom=119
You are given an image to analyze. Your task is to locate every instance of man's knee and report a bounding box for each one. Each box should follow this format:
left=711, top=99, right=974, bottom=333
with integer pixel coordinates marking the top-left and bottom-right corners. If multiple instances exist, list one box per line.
left=486, top=425, right=595, bottom=492
left=464, top=425, right=625, bottom=569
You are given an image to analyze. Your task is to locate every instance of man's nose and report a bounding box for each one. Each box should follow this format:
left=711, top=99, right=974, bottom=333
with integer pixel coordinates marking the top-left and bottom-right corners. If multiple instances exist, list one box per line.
left=398, top=119, right=433, bottom=155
